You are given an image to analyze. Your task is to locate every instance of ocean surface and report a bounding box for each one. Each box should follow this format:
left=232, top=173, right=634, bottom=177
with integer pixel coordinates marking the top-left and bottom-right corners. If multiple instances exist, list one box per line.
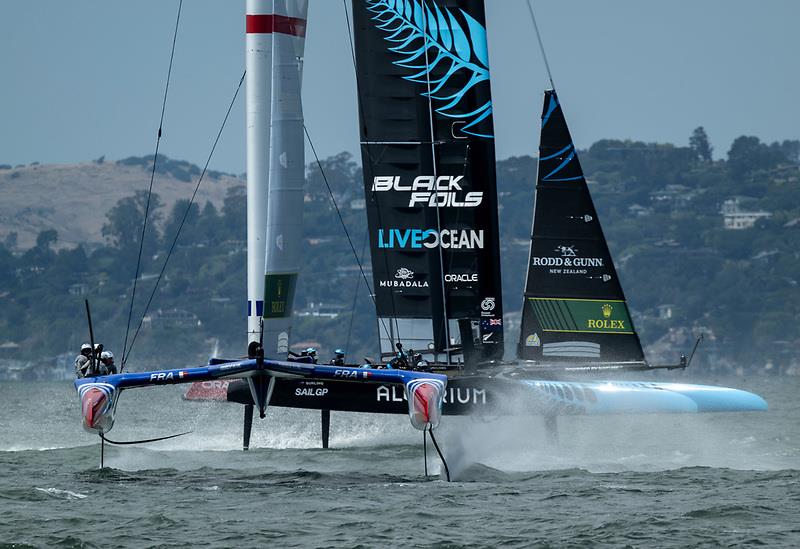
left=0, top=374, right=798, bottom=548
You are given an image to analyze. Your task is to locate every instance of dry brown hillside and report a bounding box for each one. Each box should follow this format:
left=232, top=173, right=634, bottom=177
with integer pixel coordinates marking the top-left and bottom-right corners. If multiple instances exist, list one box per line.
left=0, top=160, right=243, bottom=249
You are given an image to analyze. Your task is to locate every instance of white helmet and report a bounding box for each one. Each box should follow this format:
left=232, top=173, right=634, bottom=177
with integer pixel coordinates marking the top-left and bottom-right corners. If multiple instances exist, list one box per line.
left=80, top=343, right=92, bottom=352
left=100, top=351, right=114, bottom=362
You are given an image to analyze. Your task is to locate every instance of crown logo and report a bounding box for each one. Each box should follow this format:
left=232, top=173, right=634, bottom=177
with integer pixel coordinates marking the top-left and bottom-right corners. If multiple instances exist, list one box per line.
left=602, top=303, right=613, bottom=318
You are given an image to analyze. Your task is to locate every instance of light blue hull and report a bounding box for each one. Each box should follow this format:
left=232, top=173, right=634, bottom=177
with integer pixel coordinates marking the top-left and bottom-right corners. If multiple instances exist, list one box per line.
left=517, top=380, right=768, bottom=415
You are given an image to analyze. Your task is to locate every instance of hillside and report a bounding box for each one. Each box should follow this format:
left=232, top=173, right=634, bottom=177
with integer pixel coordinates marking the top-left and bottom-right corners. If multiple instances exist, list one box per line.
left=1, top=134, right=799, bottom=379
left=0, top=156, right=241, bottom=249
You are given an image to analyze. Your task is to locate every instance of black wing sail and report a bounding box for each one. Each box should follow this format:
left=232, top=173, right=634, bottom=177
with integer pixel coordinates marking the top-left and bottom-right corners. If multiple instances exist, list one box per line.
left=517, top=90, right=646, bottom=365
left=352, top=0, right=503, bottom=363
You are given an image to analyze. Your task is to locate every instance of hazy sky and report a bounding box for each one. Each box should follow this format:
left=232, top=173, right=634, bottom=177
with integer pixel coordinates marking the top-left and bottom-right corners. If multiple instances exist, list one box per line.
left=1, top=1, right=797, bottom=173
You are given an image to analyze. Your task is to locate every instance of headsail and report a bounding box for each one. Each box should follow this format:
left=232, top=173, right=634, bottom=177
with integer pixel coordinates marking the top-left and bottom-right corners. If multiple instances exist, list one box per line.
left=517, top=90, right=646, bottom=365
left=246, top=0, right=308, bottom=355
left=352, top=0, right=504, bottom=363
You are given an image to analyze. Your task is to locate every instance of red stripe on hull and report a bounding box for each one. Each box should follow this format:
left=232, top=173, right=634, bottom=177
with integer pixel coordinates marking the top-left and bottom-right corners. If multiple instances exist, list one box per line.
left=82, top=388, right=107, bottom=430
left=414, top=386, right=432, bottom=423
left=246, top=14, right=306, bottom=36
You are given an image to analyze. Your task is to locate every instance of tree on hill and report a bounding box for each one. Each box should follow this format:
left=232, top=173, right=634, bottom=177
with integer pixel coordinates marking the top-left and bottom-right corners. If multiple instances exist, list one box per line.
left=777, top=139, right=800, bottom=164
left=20, top=229, right=59, bottom=265
left=221, top=186, right=246, bottom=240
left=2, top=148, right=799, bottom=371
left=727, top=136, right=785, bottom=179
left=35, top=229, right=58, bottom=251
left=102, top=191, right=163, bottom=251
left=162, top=199, right=200, bottom=247
left=689, top=126, right=713, bottom=163
left=3, top=232, right=17, bottom=251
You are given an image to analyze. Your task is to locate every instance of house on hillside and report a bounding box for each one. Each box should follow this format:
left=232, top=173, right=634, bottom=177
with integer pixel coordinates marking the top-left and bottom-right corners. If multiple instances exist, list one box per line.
left=0, top=341, right=20, bottom=358
left=721, top=198, right=771, bottom=229
left=628, top=204, right=653, bottom=217
left=68, top=283, right=89, bottom=297
left=223, top=240, right=246, bottom=255
left=296, top=302, right=348, bottom=319
left=649, top=184, right=700, bottom=205
left=656, top=304, right=674, bottom=320
left=142, top=308, right=201, bottom=329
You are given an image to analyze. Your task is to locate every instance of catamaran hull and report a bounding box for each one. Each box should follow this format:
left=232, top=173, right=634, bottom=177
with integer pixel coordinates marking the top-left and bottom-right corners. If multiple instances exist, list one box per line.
left=226, top=376, right=767, bottom=416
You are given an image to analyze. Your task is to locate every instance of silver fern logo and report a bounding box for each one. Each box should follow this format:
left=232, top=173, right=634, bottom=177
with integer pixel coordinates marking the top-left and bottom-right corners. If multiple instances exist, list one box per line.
left=366, top=0, right=493, bottom=138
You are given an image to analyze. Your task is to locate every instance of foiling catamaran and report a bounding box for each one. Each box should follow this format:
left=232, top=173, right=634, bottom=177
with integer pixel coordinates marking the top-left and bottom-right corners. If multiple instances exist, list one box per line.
left=74, top=0, right=766, bottom=471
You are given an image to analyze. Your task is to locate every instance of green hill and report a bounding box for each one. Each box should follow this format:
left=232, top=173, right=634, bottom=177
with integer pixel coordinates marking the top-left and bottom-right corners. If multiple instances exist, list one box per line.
left=1, top=132, right=798, bottom=378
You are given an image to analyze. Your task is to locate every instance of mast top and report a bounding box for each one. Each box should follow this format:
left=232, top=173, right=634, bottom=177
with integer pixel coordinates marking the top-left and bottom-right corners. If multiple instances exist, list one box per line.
left=526, top=0, right=556, bottom=91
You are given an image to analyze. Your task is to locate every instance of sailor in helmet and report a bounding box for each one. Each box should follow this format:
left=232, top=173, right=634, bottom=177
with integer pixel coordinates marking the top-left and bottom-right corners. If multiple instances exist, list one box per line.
left=99, top=351, right=118, bottom=375
left=330, top=348, right=345, bottom=366
left=303, top=347, right=318, bottom=364
left=74, top=343, right=93, bottom=378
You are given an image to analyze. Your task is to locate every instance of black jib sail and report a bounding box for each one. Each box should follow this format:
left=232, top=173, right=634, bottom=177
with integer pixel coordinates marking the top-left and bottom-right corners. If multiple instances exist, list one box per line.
left=352, top=0, right=503, bottom=362
left=517, top=90, right=646, bottom=365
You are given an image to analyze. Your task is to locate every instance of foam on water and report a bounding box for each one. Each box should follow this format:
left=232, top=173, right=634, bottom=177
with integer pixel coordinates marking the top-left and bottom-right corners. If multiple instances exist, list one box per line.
left=34, top=487, right=88, bottom=500
left=0, top=378, right=797, bottom=546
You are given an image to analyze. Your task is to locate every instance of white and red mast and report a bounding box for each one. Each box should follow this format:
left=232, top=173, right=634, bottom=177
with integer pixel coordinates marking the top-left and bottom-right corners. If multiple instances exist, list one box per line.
left=245, top=0, right=308, bottom=353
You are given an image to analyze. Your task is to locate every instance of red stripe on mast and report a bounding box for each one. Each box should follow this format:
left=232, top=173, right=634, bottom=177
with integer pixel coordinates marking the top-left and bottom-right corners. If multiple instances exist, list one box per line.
left=246, top=14, right=306, bottom=36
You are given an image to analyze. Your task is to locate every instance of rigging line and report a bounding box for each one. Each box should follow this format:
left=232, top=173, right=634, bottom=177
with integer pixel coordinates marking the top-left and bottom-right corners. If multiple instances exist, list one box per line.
left=420, top=5, right=451, bottom=362
left=122, top=0, right=184, bottom=368
left=341, top=0, right=359, bottom=81
left=303, top=125, right=394, bottom=345
left=526, top=0, right=556, bottom=90
left=122, top=71, right=246, bottom=369
left=446, top=143, right=471, bottom=283
left=342, top=0, right=402, bottom=345
left=344, top=227, right=369, bottom=357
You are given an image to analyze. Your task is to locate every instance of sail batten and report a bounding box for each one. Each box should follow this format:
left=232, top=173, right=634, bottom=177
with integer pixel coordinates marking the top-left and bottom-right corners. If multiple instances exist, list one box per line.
left=518, top=90, right=645, bottom=364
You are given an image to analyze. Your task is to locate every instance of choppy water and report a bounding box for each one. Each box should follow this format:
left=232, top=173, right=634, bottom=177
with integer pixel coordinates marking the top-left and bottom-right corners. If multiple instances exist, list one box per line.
left=1, top=375, right=798, bottom=547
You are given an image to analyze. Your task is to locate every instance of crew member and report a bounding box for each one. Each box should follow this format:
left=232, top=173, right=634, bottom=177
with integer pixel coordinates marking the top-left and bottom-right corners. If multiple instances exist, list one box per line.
left=388, top=343, right=409, bottom=370
left=99, top=351, right=117, bottom=375
left=302, top=347, right=318, bottom=364
left=74, top=343, right=92, bottom=378
left=330, top=349, right=345, bottom=366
